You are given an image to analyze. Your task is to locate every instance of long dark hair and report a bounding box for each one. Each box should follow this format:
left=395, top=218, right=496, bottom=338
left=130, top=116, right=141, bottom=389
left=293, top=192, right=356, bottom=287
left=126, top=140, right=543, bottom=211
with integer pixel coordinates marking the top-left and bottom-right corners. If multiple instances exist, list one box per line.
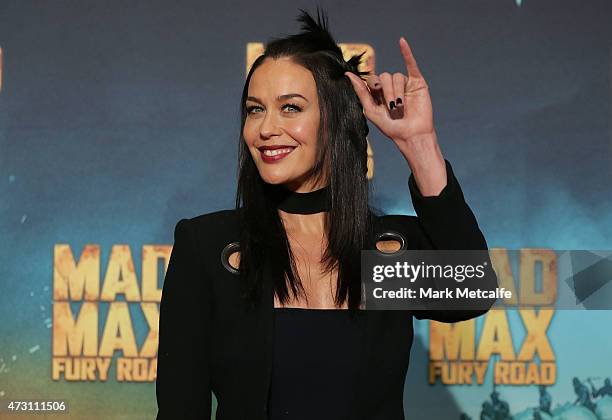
left=235, top=7, right=374, bottom=311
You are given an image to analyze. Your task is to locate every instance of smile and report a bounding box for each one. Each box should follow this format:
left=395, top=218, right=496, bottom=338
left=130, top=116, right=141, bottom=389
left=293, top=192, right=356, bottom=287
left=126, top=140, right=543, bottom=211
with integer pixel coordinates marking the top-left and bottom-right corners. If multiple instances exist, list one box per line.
left=259, top=147, right=296, bottom=163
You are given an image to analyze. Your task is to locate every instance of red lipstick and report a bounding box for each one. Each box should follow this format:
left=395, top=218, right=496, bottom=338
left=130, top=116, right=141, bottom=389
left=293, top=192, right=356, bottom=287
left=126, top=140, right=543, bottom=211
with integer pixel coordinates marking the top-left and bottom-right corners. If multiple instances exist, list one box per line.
left=258, top=145, right=296, bottom=163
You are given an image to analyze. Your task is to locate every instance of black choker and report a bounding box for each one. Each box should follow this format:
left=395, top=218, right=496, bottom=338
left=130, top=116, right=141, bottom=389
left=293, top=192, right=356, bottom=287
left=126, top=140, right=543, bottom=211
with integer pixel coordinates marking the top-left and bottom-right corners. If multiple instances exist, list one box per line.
left=271, top=185, right=331, bottom=214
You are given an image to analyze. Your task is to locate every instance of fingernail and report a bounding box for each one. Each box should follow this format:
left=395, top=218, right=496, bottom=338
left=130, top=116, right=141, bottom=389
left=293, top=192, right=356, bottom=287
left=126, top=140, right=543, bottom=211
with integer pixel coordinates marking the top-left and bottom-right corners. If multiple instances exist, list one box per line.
left=389, top=100, right=395, bottom=110
left=396, top=97, right=402, bottom=105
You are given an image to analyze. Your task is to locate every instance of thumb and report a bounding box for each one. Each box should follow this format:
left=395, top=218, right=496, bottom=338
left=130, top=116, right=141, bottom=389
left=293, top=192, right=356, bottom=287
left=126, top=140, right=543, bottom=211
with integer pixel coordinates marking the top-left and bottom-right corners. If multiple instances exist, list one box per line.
left=345, top=72, right=377, bottom=111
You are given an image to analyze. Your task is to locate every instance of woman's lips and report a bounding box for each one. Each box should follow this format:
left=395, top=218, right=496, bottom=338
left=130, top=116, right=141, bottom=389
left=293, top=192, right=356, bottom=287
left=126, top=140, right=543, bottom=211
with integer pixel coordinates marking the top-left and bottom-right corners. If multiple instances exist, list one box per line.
left=259, top=147, right=295, bottom=163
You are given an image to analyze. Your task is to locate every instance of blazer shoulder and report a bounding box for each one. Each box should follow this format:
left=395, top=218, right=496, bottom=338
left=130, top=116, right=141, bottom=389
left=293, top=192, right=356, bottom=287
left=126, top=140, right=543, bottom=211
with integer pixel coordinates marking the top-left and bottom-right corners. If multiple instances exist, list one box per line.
left=188, top=208, right=241, bottom=228
left=177, top=208, right=242, bottom=253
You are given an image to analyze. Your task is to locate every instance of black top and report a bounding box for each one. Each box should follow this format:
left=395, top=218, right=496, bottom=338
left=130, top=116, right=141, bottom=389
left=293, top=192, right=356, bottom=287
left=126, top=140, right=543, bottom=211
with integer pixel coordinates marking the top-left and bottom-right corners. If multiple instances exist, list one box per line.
left=155, top=159, right=499, bottom=420
left=268, top=308, right=365, bottom=420
left=268, top=183, right=361, bottom=419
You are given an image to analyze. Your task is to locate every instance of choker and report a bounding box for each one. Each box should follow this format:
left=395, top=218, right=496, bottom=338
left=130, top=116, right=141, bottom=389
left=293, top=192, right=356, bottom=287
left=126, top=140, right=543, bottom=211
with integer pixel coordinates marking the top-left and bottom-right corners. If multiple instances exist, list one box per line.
left=271, top=185, right=331, bottom=214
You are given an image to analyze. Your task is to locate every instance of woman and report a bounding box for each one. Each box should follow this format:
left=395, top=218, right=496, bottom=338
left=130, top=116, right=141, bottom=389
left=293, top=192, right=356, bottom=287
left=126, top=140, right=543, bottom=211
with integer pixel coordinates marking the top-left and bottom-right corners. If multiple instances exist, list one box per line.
left=156, top=8, right=497, bottom=420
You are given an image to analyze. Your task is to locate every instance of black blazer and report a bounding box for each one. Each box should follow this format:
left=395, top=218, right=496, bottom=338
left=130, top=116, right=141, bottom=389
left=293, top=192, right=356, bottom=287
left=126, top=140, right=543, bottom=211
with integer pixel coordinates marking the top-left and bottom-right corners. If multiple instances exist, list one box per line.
left=156, top=160, right=498, bottom=420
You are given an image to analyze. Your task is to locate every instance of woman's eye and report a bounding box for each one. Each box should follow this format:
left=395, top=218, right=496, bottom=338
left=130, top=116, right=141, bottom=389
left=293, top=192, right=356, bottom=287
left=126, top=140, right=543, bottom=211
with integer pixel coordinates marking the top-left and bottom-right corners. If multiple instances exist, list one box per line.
left=246, top=103, right=302, bottom=115
left=283, top=103, right=302, bottom=112
left=246, top=105, right=262, bottom=114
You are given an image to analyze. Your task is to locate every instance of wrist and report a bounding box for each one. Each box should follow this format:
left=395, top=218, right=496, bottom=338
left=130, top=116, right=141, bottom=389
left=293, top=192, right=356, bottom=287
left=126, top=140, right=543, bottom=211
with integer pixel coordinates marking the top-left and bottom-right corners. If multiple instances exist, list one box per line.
left=393, top=131, right=447, bottom=197
left=392, top=129, right=438, bottom=158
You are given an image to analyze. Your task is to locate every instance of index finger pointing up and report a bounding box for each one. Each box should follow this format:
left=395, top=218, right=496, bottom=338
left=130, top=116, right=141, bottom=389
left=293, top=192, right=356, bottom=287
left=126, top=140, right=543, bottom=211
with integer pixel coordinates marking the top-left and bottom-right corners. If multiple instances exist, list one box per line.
left=399, top=37, right=423, bottom=79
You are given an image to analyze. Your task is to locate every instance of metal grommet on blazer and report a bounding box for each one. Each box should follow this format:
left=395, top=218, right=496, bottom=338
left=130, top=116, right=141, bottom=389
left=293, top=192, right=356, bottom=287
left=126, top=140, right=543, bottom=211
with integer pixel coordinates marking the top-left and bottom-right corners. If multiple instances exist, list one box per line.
left=374, top=230, right=407, bottom=254
left=220, top=241, right=240, bottom=274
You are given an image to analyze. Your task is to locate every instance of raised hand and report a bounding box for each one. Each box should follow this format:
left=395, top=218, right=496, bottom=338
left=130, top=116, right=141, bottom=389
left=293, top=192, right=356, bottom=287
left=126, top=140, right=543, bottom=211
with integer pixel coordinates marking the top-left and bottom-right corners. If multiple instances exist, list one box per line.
left=345, top=37, right=434, bottom=143
left=345, top=36, right=447, bottom=197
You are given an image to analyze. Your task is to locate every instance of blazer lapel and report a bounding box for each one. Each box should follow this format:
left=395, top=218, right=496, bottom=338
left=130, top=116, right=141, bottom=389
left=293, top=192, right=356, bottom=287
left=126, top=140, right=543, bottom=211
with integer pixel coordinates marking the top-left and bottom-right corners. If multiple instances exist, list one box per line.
left=348, top=309, right=376, bottom=420
left=249, top=258, right=275, bottom=419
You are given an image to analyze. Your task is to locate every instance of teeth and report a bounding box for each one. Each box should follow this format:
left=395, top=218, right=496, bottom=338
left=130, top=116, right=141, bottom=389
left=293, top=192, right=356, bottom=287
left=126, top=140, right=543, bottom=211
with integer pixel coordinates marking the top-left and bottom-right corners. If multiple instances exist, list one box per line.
left=262, top=148, right=293, bottom=156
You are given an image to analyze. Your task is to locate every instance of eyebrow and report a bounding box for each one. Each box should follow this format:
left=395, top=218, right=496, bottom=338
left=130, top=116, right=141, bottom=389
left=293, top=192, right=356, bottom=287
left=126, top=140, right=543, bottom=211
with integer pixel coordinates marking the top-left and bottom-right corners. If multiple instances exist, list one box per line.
left=246, top=93, right=309, bottom=103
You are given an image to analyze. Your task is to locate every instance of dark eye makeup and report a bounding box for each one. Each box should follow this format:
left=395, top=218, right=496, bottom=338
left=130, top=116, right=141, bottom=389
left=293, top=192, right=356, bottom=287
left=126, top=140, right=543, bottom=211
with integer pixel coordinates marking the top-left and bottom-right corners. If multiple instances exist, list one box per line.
left=246, top=103, right=302, bottom=114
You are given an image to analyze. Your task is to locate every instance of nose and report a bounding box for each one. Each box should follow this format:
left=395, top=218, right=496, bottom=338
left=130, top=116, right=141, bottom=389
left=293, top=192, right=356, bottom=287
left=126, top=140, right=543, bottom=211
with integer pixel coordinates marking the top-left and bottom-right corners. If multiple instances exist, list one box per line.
left=259, top=111, right=282, bottom=139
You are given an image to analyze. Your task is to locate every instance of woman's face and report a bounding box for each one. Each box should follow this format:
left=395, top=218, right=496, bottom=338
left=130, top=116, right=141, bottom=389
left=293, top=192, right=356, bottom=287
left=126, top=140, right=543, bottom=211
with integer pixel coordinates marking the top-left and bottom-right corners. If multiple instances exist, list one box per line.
left=243, top=57, right=322, bottom=192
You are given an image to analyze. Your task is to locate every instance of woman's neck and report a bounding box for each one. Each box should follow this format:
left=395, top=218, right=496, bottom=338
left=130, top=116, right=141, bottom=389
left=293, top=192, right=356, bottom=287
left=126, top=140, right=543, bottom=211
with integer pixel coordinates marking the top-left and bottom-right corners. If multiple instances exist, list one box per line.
left=279, top=211, right=327, bottom=236
left=268, top=181, right=331, bottom=235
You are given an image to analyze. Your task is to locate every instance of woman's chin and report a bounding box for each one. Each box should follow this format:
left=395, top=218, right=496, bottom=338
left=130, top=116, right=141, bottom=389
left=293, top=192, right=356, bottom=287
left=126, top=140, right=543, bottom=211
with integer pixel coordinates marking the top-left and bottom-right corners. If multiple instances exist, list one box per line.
left=257, top=168, right=295, bottom=186
left=260, top=174, right=291, bottom=186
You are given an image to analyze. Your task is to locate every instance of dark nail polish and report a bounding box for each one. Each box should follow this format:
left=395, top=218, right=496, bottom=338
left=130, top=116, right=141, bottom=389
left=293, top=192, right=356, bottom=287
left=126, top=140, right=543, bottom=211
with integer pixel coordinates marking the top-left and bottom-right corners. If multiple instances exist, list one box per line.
left=396, top=97, right=402, bottom=105
left=389, top=100, right=395, bottom=110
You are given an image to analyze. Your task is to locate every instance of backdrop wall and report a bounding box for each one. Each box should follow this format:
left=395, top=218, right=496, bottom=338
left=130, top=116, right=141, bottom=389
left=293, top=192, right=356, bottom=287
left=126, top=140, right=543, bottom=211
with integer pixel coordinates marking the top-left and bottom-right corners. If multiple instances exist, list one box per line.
left=1, top=0, right=611, bottom=419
